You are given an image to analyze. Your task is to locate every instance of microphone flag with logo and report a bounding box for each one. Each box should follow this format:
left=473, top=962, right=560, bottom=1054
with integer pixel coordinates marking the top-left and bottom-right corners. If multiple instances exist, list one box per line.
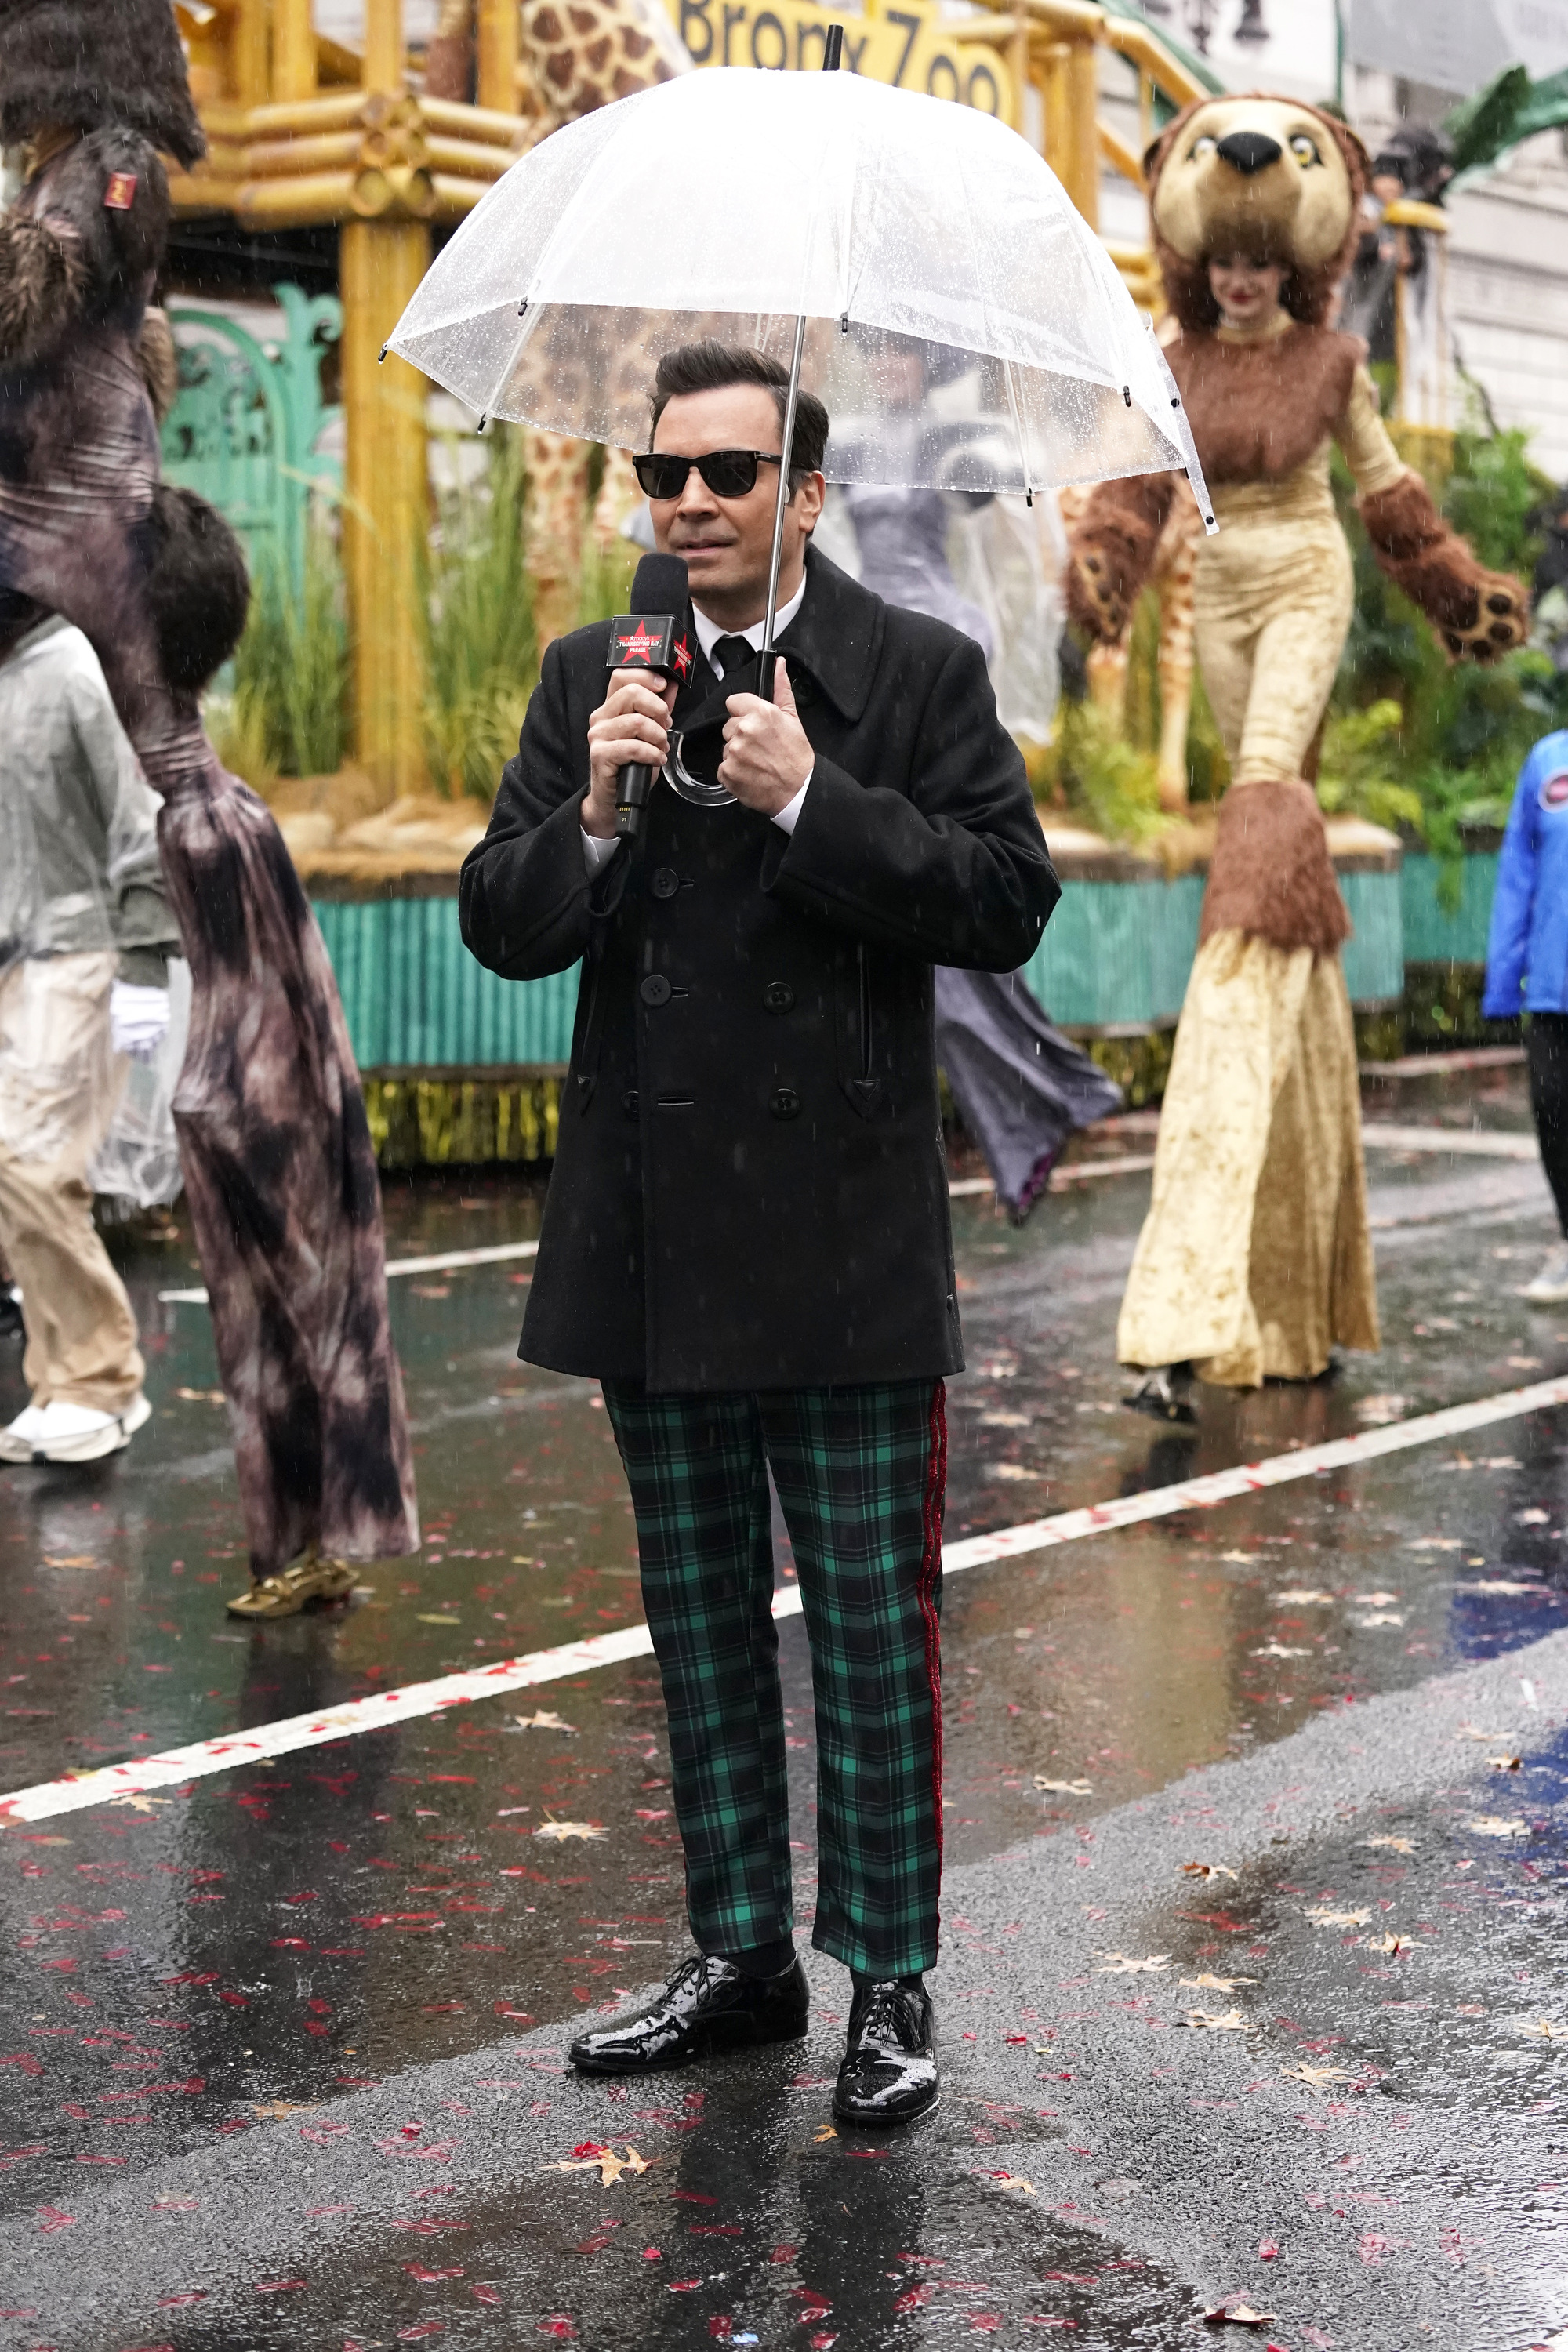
left=608, top=553, right=690, bottom=842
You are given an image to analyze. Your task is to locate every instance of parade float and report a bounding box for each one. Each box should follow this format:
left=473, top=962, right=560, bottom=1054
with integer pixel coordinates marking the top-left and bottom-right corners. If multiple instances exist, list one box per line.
left=151, top=0, right=1547, bottom=1156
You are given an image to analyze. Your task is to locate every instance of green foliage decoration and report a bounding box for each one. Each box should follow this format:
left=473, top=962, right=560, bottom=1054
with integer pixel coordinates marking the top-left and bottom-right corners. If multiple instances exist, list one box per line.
left=1036, top=696, right=1168, bottom=848
left=215, top=522, right=350, bottom=781
left=208, top=431, right=639, bottom=804
left=423, top=429, right=539, bottom=803
left=1327, top=390, right=1568, bottom=900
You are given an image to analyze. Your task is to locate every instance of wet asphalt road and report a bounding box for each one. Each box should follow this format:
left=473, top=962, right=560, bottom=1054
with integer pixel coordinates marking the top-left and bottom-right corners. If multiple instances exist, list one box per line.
left=5, top=1063, right=1568, bottom=2350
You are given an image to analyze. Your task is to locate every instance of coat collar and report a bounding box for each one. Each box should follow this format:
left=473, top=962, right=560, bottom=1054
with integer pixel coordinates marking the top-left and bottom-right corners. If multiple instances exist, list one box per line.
left=774, top=543, right=885, bottom=722
left=673, top=543, right=886, bottom=727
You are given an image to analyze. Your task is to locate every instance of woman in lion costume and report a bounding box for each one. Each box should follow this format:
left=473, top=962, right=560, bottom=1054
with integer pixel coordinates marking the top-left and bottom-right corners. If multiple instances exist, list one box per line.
left=1068, top=94, right=1526, bottom=1415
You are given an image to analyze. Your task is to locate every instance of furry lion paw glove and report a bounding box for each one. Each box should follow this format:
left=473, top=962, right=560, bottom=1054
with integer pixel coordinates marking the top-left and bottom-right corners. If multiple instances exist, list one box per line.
left=1358, top=470, right=1528, bottom=666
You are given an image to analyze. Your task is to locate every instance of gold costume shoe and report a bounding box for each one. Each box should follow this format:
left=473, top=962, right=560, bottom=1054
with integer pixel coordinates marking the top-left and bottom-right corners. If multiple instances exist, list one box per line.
left=227, top=1549, right=358, bottom=1620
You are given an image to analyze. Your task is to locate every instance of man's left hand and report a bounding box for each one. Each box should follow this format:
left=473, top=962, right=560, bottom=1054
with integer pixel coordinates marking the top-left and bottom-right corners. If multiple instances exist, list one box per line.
left=718, top=659, right=813, bottom=816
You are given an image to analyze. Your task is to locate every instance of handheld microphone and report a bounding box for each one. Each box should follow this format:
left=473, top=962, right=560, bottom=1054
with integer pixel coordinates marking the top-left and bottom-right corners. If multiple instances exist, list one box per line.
left=608, top=553, right=691, bottom=841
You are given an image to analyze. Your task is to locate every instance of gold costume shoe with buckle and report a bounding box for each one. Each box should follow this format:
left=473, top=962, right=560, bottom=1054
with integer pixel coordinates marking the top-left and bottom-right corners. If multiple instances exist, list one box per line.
left=227, top=1549, right=358, bottom=1620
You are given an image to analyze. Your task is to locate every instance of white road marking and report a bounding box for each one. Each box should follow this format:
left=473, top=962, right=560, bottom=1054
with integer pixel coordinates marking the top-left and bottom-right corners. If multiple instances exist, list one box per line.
left=1362, top=1126, right=1539, bottom=1161
left=160, top=1239, right=541, bottom=1305
left=949, top=1156, right=1158, bottom=1203
left=1362, top=1046, right=1524, bottom=1080
left=7, top=1370, right=1568, bottom=1827
left=944, top=1125, right=1535, bottom=1214
left=1053, top=1154, right=1157, bottom=1185
left=158, top=1126, right=1535, bottom=1302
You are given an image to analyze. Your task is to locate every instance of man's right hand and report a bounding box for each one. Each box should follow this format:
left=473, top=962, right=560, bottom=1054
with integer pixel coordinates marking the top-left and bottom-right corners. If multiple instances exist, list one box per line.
left=583, top=668, right=678, bottom=839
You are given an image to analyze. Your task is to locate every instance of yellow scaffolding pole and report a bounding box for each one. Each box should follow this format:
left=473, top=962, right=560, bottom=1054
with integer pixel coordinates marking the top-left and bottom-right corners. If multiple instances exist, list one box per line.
left=342, top=0, right=430, bottom=797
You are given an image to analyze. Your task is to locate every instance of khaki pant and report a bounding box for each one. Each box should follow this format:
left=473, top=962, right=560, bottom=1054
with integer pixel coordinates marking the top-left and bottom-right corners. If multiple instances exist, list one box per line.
left=0, top=953, right=143, bottom=1414
left=1196, top=503, right=1356, bottom=784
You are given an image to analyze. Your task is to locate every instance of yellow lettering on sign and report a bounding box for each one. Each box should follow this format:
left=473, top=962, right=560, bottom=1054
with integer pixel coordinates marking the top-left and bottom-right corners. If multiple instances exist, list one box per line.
left=667, top=0, right=1014, bottom=122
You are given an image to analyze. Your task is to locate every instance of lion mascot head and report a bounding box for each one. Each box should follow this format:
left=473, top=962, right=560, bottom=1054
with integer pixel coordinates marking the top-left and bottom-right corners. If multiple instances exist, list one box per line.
left=1144, top=95, right=1367, bottom=333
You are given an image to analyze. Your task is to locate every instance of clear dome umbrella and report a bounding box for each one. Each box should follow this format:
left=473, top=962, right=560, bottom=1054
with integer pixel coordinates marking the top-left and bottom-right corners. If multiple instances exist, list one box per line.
left=387, top=31, right=1212, bottom=666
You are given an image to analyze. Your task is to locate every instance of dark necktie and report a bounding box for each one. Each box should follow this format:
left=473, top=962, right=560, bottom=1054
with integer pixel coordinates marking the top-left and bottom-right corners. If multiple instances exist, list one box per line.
left=710, top=633, right=755, bottom=679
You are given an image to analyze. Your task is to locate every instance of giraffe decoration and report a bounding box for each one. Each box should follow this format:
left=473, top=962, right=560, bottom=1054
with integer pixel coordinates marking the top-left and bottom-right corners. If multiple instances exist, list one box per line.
left=1058, top=477, right=1201, bottom=813
left=425, top=0, right=692, bottom=645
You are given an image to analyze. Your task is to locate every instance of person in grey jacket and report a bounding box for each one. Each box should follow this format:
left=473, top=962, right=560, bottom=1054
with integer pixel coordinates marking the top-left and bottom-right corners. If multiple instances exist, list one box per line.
left=0, top=596, right=179, bottom=1465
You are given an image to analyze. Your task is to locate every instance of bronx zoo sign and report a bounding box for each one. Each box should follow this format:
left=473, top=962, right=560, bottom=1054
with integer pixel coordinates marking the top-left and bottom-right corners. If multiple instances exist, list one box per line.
left=666, top=0, right=1014, bottom=117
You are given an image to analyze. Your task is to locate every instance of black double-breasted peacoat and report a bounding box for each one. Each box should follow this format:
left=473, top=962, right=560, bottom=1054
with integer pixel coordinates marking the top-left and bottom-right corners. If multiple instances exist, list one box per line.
left=459, top=546, right=1059, bottom=1393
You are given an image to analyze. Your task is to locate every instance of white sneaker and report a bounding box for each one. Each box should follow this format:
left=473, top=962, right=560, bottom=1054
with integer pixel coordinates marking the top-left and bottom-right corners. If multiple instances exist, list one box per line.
left=0, top=1403, right=48, bottom=1463
left=1523, top=1244, right=1568, bottom=1304
left=31, top=1392, right=152, bottom=1465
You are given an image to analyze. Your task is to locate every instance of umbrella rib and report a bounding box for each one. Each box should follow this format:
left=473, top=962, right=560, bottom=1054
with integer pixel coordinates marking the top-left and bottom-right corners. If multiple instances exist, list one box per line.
left=475, top=306, right=536, bottom=431
left=950, top=127, right=1028, bottom=496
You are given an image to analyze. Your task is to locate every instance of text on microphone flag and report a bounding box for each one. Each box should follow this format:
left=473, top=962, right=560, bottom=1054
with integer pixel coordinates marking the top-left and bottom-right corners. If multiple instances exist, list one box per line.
left=616, top=619, right=666, bottom=665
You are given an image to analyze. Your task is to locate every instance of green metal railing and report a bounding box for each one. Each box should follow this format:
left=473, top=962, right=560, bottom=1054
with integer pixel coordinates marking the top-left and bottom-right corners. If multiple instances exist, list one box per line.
left=162, top=284, right=344, bottom=590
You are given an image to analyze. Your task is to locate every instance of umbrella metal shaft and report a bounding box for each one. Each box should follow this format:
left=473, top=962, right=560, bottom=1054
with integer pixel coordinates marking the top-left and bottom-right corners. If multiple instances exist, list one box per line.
left=760, top=308, right=808, bottom=693
left=759, top=23, right=837, bottom=695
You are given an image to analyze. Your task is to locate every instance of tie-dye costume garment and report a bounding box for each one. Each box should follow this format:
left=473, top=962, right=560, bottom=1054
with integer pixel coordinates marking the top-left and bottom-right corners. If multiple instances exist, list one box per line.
left=0, top=129, right=419, bottom=1570
left=158, top=744, right=420, bottom=1576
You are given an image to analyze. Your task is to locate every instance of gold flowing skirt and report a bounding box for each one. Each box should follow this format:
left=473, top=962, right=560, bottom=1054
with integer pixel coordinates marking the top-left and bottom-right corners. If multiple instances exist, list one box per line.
left=1117, top=931, right=1378, bottom=1387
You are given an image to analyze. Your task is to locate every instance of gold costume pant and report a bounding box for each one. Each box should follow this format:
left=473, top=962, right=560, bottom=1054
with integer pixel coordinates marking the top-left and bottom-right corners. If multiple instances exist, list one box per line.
left=1118, top=932, right=1379, bottom=1388
left=1195, top=506, right=1355, bottom=782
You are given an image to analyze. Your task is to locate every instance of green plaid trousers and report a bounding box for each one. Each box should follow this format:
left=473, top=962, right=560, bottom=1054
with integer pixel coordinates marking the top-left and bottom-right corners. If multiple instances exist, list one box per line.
left=602, top=1378, right=947, bottom=1979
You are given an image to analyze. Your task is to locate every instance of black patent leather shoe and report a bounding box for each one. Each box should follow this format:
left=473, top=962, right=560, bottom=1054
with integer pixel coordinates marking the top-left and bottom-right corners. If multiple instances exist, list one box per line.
left=568, top=1952, right=809, bottom=2076
left=833, top=1979, right=939, bottom=2126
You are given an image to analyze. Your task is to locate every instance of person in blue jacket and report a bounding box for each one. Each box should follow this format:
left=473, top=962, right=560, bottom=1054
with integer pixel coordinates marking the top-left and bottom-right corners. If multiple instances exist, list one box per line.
left=1483, top=728, right=1568, bottom=1300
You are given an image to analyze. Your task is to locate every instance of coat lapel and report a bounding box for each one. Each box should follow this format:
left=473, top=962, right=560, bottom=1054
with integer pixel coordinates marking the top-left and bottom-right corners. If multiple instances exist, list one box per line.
left=666, top=546, right=887, bottom=736
left=774, top=546, right=886, bottom=722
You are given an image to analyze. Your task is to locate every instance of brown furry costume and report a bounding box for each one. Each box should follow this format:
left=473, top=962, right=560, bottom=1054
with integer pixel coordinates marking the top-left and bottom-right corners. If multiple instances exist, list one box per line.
left=0, top=5, right=419, bottom=1584
left=0, top=0, right=202, bottom=788
left=1068, top=96, right=1527, bottom=1390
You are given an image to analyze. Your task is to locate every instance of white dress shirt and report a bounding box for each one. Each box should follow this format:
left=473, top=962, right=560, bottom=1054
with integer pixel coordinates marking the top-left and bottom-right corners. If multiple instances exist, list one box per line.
left=583, top=572, right=811, bottom=871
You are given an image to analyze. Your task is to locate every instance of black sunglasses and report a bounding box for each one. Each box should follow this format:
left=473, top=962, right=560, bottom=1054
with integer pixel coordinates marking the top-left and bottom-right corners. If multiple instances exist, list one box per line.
left=633, top=448, right=784, bottom=501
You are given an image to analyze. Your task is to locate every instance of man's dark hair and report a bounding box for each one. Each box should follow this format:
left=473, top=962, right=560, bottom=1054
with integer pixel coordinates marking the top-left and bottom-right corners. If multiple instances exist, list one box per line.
left=140, top=484, right=251, bottom=695
left=649, top=341, right=829, bottom=492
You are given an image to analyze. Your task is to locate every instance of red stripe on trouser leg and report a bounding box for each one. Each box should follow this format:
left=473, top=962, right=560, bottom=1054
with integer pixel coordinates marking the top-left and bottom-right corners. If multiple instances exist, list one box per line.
left=918, top=1377, right=948, bottom=1874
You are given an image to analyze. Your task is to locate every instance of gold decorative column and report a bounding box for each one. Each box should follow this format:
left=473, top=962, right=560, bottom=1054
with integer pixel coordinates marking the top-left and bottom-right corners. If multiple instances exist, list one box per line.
left=273, top=0, right=317, bottom=102
left=476, top=0, right=521, bottom=115
left=232, top=0, right=270, bottom=104
left=1065, top=34, right=1100, bottom=233
left=342, top=218, right=430, bottom=799
left=342, top=0, right=430, bottom=799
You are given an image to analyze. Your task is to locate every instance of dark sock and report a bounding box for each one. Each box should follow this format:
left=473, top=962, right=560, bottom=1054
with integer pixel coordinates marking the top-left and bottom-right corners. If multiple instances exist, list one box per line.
left=853, top=1969, right=925, bottom=1994
left=717, top=1936, right=797, bottom=1980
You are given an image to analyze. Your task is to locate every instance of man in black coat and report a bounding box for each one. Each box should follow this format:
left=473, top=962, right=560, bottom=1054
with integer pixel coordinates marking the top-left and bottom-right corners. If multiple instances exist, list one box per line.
left=460, top=341, right=1058, bottom=2127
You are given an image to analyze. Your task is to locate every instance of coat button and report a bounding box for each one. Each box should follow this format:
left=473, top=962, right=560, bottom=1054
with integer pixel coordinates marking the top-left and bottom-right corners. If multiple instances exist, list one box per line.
left=622, top=1089, right=639, bottom=1120
left=651, top=867, right=681, bottom=900
left=639, top=974, right=673, bottom=1007
left=769, top=1084, right=800, bottom=1120
left=762, top=981, right=795, bottom=1014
